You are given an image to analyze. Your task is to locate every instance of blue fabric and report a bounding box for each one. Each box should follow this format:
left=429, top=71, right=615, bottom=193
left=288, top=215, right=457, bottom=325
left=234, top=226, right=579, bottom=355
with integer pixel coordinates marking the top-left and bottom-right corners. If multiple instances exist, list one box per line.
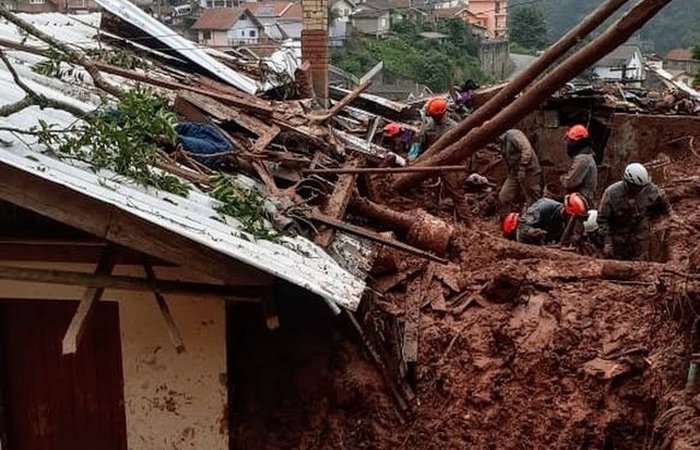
left=407, top=142, right=421, bottom=160
left=175, top=122, right=231, bottom=169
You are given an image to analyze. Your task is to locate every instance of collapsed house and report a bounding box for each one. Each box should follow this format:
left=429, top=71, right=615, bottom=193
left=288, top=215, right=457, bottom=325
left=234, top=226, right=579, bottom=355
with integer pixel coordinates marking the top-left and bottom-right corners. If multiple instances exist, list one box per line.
left=0, top=1, right=699, bottom=449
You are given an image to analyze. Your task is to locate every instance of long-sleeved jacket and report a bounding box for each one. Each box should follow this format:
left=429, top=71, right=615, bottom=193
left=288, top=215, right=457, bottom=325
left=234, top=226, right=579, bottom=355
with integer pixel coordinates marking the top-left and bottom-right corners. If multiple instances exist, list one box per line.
left=597, top=181, right=671, bottom=238
left=561, top=147, right=597, bottom=202
left=502, top=129, right=541, bottom=179
left=517, top=197, right=566, bottom=244
left=420, top=117, right=457, bottom=149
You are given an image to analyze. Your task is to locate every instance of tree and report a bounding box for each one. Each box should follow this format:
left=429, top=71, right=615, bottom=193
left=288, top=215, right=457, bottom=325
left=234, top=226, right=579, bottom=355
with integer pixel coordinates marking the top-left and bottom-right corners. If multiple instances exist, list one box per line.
left=693, top=45, right=700, bottom=60
left=509, top=5, right=548, bottom=51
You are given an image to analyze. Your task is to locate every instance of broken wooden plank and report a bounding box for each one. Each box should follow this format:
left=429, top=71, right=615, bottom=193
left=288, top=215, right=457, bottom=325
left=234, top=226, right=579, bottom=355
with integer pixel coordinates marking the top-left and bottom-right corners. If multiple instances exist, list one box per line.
left=62, top=247, right=117, bottom=354
left=0, top=265, right=263, bottom=299
left=403, top=263, right=435, bottom=364
left=374, top=263, right=425, bottom=294
left=310, top=80, right=373, bottom=124
left=251, top=125, right=281, bottom=153
left=315, top=157, right=364, bottom=248
left=308, top=211, right=448, bottom=264
left=302, top=165, right=470, bottom=175
left=177, top=90, right=270, bottom=135
left=143, top=262, right=186, bottom=354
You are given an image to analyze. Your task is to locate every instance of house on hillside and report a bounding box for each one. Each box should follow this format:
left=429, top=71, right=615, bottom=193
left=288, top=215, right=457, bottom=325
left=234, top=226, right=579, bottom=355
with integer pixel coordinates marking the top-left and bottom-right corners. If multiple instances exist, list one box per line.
left=592, top=44, right=645, bottom=86
left=468, top=0, right=507, bottom=38
left=663, top=48, right=700, bottom=80
left=351, top=8, right=391, bottom=36
left=12, top=0, right=101, bottom=13
left=430, top=6, right=488, bottom=37
left=245, top=1, right=296, bottom=40
left=191, top=7, right=265, bottom=47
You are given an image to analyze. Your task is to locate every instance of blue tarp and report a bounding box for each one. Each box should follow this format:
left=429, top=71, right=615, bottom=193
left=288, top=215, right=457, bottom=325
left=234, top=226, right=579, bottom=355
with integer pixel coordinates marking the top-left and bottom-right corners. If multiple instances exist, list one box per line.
left=175, top=122, right=232, bottom=169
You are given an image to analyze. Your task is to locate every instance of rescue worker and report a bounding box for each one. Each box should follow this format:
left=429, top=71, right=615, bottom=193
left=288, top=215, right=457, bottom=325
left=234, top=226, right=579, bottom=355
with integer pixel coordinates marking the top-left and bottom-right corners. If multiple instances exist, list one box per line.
left=418, top=97, right=470, bottom=221
left=382, top=122, right=412, bottom=155
left=502, top=193, right=587, bottom=245
left=561, top=124, right=598, bottom=203
left=498, top=129, right=543, bottom=217
left=597, top=163, right=671, bottom=261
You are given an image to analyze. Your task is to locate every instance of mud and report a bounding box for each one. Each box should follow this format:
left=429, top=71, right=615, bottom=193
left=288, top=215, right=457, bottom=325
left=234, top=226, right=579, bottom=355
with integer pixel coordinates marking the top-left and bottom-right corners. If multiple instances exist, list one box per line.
left=230, top=153, right=700, bottom=449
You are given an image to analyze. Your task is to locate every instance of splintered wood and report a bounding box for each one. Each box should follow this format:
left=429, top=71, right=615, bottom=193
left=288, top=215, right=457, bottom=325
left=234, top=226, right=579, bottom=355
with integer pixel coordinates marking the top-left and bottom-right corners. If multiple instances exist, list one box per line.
left=403, top=263, right=435, bottom=365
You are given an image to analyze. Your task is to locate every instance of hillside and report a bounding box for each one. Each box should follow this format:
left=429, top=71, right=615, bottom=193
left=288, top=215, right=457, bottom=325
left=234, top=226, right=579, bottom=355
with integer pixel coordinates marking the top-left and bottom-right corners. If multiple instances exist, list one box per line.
left=539, top=0, right=700, bottom=54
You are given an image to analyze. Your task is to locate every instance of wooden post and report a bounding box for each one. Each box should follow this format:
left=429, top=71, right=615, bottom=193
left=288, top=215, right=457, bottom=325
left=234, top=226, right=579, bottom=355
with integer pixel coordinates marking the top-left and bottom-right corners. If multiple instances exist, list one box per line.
left=143, top=262, right=186, bottom=354
left=392, top=0, right=674, bottom=191
left=62, top=247, right=117, bottom=355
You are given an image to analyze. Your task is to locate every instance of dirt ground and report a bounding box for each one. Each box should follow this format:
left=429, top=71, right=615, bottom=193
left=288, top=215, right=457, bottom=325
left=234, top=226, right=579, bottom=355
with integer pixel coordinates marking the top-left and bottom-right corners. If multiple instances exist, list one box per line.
left=231, top=154, right=700, bottom=449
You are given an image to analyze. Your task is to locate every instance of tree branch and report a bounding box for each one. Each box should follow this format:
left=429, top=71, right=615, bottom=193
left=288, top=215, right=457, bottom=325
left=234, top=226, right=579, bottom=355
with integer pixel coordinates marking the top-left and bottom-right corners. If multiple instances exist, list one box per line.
left=0, top=50, right=90, bottom=118
left=0, top=5, right=124, bottom=99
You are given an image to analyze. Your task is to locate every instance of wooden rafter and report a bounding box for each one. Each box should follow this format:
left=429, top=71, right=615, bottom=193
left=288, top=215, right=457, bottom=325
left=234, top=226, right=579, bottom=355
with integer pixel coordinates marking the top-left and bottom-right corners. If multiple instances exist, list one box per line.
left=143, top=262, right=186, bottom=354
left=62, top=246, right=118, bottom=355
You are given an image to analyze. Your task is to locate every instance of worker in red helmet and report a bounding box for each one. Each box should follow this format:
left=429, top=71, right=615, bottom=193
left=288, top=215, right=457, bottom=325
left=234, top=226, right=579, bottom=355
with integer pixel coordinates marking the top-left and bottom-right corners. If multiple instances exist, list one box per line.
left=503, top=193, right=587, bottom=245
left=497, top=129, right=543, bottom=218
left=561, top=124, right=598, bottom=203
left=381, top=122, right=412, bottom=154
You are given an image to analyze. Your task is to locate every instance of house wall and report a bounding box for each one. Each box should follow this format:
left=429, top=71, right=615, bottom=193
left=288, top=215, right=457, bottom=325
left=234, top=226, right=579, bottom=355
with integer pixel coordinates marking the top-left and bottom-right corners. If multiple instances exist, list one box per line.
left=479, top=38, right=511, bottom=81
left=15, top=0, right=59, bottom=13
left=228, top=16, right=261, bottom=44
left=594, top=52, right=645, bottom=83
left=198, top=29, right=230, bottom=47
left=330, top=0, right=353, bottom=22
left=468, top=0, right=506, bottom=38
left=352, top=14, right=389, bottom=35
left=663, top=59, right=700, bottom=76
left=0, top=262, right=229, bottom=450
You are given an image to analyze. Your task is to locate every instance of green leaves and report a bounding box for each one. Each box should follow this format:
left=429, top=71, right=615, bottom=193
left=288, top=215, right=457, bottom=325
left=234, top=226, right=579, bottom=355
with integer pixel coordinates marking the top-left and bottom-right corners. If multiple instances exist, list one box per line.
left=209, top=173, right=279, bottom=241
left=509, top=5, right=548, bottom=52
left=33, top=85, right=189, bottom=196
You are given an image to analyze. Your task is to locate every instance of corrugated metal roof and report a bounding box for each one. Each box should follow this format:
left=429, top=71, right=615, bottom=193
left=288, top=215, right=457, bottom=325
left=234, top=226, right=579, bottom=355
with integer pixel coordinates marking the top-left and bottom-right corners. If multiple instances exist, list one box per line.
left=95, top=0, right=260, bottom=94
left=0, top=48, right=366, bottom=312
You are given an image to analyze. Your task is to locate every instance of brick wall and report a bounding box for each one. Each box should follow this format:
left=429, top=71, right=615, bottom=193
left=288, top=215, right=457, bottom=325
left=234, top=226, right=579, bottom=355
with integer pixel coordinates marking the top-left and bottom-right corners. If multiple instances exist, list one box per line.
left=301, top=0, right=329, bottom=102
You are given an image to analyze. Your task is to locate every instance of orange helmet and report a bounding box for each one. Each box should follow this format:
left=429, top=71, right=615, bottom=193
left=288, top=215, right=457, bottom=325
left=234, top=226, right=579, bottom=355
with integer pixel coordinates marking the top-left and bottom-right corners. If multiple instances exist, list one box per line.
left=425, top=97, right=448, bottom=118
left=566, top=124, right=589, bottom=141
left=502, top=212, right=520, bottom=237
left=564, top=193, right=588, bottom=216
left=383, top=122, right=401, bottom=138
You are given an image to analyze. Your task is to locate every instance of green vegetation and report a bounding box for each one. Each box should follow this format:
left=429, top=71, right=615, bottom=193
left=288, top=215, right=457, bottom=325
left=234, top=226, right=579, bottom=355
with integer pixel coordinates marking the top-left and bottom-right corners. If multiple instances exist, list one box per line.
left=509, top=42, right=536, bottom=56
left=332, top=17, right=484, bottom=91
left=509, top=5, right=548, bottom=52
left=539, top=0, right=700, bottom=54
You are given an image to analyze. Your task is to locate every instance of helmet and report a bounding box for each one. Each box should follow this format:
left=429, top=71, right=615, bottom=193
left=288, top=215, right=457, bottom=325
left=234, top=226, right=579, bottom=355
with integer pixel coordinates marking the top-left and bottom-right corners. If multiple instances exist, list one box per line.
left=623, top=163, right=650, bottom=186
left=425, top=97, right=448, bottom=117
left=383, top=122, right=401, bottom=138
left=566, top=124, right=589, bottom=141
left=583, top=209, right=598, bottom=233
left=502, top=212, right=520, bottom=237
left=564, top=193, right=588, bottom=216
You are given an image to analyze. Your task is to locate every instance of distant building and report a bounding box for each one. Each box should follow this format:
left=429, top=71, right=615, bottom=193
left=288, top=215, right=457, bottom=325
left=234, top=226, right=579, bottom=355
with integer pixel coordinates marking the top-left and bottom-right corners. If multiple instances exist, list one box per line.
left=592, top=44, right=645, bottom=86
left=351, top=8, right=391, bottom=36
left=467, top=0, right=507, bottom=38
left=663, top=48, right=700, bottom=78
left=12, top=0, right=100, bottom=13
left=191, top=7, right=265, bottom=47
left=430, top=6, right=488, bottom=38
left=245, top=1, right=300, bottom=40
left=330, top=0, right=356, bottom=23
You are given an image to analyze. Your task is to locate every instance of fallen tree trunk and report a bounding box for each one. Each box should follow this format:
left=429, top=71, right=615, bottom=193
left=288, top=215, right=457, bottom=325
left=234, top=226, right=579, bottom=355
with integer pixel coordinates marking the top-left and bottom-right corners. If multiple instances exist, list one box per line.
left=392, top=0, right=674, bottom=191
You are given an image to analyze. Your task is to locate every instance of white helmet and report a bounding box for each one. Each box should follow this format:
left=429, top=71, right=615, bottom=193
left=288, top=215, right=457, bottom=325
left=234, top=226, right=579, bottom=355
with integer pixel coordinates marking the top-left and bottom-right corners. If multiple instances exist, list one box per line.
left=623, top=163, right=650, bottom=186
left=584, top=209, right=598, bottom=233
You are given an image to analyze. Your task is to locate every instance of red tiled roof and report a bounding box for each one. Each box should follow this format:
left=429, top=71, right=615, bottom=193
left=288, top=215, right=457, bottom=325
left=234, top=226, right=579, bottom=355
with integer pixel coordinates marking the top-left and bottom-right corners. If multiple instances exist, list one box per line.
left=432, top=7, right=465, bottom=18
left=665, top=48, right=693, bottom=61
left=281, top=3, right=302, bottom=20
left=192, top=8, right=246, bottom=30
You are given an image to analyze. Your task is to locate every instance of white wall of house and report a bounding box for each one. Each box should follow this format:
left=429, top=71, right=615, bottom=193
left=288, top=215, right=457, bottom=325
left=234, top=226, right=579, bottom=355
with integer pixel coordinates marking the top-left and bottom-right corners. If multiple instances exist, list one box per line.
left=0, top=262, right=229, bottom=450
left=352, top=13, right=390, bottom=35
left=198, top=29, right=231, bottom=47
left=330, top=0, right=353, bottom=22
left=228, top=15, right=262, bottom=44
left=594, top=51, right=646, bottom=82
left=257, top=16, right=283, bottom=40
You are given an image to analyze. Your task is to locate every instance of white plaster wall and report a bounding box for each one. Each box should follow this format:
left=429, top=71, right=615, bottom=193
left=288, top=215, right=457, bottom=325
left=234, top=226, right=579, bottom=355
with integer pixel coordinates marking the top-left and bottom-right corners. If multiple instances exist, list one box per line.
left=0, top=262, right=229, bottom=450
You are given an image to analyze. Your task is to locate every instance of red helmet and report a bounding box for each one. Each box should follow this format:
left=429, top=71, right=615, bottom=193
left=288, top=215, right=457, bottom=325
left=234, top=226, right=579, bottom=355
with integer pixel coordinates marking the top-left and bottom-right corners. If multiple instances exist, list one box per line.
left=425, top=97, right=448, bottom=118
left=564, top=193, right=588, bottom=216
left=383, top=122, right=401, bottom=138
left=502, top=212, right=520, bottom=237
left=566, top=124, right=589, bottom=141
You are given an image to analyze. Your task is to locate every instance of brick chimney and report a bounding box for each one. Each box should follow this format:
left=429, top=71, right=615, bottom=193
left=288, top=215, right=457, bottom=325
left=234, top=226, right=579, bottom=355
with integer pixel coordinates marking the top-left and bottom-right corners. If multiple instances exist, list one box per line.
left=301, top=0, right=329, bottom=104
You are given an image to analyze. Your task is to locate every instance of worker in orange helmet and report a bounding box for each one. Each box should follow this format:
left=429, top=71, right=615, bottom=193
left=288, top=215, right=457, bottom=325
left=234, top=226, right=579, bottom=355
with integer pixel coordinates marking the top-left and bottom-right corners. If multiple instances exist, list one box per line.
left=502, top=193, right=588, bottom=245
left=381, top=122, right=412, bottom=154
left=561, top=124, right=598, bottom=204
left=416, top=97, right=472, bottom=222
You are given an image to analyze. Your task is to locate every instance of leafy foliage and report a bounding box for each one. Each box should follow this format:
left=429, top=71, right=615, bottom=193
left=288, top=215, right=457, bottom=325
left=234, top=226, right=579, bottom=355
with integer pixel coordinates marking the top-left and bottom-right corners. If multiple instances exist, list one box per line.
left=209, top=173, right=279, bottom=241
left=33, top=48, right=149, bottom=82
left=540, top=0, right=700, bottom=54
left=509, top=5, right=548, bottom=51
left=693, top=45, right=700, bottom=60
left=34, top=86, right=189, bottom=196
left=332, top=17, right=484, bottom=91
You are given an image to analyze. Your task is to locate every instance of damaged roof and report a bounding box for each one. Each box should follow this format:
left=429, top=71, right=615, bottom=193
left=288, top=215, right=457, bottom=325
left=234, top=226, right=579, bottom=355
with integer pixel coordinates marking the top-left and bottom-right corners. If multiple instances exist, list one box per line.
left=191, top=7, right=252, bottom=30
left=595, top=44, right=642, bottom=68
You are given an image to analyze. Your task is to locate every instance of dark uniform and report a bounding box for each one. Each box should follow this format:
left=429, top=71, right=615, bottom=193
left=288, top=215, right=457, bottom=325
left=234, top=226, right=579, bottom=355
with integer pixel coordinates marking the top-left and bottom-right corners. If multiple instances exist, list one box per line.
left=498, top=129, right=543, bottom=216
left=516, top=197, right=566, bottom=245
left=561, top=144, right=598, bottom=203
left=597, top=181, right=671, bottom=261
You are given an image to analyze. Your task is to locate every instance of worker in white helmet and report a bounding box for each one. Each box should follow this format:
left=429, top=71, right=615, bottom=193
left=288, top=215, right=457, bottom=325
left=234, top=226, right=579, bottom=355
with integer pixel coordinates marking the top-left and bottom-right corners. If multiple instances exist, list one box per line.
left=597, top=163, right=671, bottom=261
